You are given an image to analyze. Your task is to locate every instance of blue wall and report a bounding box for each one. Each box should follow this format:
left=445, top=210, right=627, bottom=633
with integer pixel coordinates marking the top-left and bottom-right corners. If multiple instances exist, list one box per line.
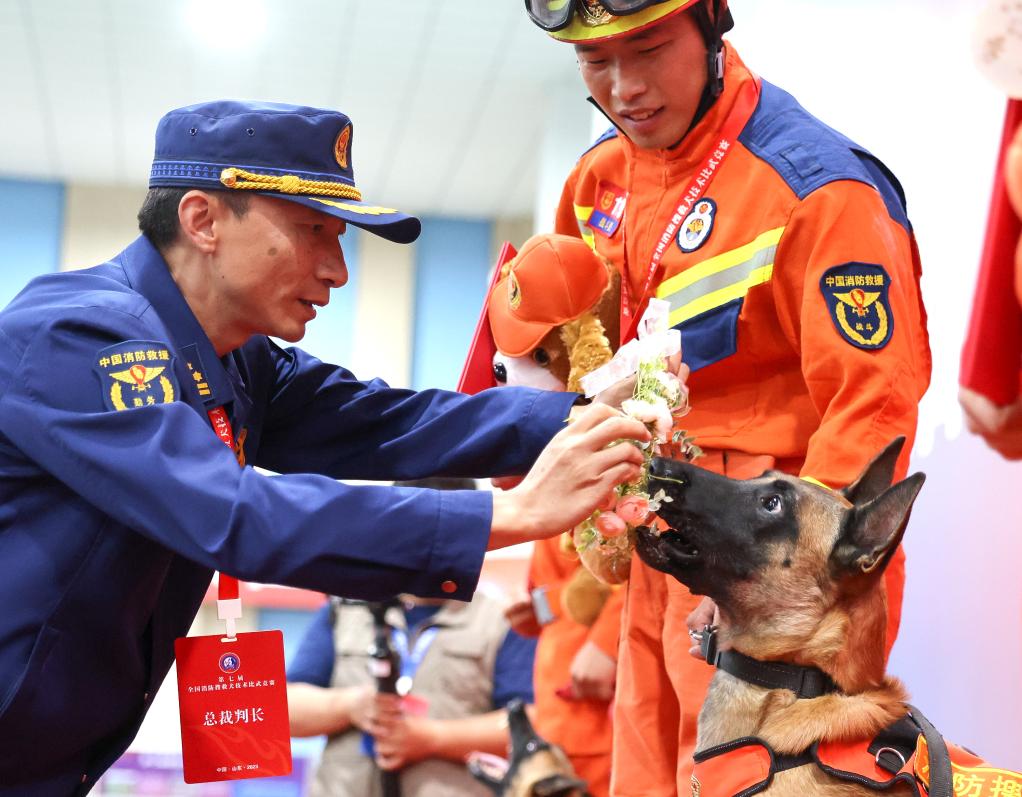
left=0, top=178, right=64, bottom=306
left=411, top=217, right=492, bottom=391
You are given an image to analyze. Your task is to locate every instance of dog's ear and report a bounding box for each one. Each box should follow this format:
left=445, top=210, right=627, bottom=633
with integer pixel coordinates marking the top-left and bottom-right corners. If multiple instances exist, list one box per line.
left=832, top=472, right=925, bottom=576
left=840, top=436, right=906, bottom=505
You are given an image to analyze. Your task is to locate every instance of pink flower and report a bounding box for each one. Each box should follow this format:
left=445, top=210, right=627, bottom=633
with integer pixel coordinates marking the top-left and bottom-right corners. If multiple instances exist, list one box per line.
left=595, top=511, right=628, bottom=538
left=615, top=495, right=650, bottom=525
left=598, top=491, right=618, bottom=512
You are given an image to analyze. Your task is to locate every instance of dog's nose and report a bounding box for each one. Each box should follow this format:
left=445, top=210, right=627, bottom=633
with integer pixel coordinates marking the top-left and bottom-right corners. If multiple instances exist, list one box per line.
left=649, top=457, right=691, bottom=485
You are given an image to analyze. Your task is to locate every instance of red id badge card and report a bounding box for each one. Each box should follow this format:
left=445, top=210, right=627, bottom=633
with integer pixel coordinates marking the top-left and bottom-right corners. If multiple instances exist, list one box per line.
left=175, top=630, right=292, bottom=783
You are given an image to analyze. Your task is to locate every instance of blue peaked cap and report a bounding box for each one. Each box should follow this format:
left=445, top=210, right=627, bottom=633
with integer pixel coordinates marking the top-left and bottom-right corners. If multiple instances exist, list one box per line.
left=149, top=100, right=421, bottom=244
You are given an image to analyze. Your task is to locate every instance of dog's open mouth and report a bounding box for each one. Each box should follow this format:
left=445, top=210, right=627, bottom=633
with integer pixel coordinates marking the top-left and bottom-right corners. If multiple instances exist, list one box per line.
left=635, top=523, right=703, bottom=572
left=660, top=529, right=701, bottom=561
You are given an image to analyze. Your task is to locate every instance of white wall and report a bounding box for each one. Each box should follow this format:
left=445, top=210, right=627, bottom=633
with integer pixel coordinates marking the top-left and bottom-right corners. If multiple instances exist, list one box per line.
left=61, top=183, right=146, bottom=271
left=726, top=0, right=1021, bottom=764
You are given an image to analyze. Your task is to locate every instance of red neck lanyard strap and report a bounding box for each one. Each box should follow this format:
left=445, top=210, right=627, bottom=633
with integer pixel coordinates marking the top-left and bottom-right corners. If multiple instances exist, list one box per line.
left=208, top=406, right=243, bottom=639
left=620, top=76, right=762, bottom=345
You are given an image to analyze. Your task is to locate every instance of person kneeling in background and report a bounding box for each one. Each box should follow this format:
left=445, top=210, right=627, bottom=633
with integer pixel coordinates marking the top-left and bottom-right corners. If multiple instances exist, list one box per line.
left=287, top=477, right=538, bottom=797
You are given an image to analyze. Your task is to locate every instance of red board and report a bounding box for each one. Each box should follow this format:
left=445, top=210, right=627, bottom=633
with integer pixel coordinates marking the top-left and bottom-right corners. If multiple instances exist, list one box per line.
left=175, top=631, right=292, bottom=783
left=457, top=242, right=518, bottom=395
left=960, top=99, right=1022, bottom=405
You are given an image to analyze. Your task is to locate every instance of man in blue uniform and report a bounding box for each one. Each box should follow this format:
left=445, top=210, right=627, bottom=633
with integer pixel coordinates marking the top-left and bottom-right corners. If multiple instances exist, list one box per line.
left=0, top=100, right=649, bottom=795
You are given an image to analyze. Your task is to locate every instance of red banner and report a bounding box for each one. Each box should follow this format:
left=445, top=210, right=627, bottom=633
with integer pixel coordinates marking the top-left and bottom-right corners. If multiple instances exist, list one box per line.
left=960, top=99, right=1022, bottom=405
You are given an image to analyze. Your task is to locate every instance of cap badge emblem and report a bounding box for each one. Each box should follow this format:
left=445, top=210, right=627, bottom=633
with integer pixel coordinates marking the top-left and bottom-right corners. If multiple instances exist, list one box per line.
left=334, top=125, right=351, bottom=169
left=508, top=270, right=523, bottom=311
left=579, top=0, right=614, bottom=26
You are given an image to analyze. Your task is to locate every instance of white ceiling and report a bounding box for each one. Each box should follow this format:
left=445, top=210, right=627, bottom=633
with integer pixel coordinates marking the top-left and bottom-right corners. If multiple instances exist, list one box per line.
left=0, top=0, right=582, bottom=218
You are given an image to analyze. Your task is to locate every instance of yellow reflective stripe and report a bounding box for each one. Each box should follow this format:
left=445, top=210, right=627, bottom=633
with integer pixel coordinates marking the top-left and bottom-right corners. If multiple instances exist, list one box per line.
left=574, top=203, right=596, bottom=247
left=308, top=197, right=398, bottom=216
left=656, top=227, right=784, bottom=327
left=657, top=227, right=784, bottom=297
left=574, top=203, right=593, bottom=223
left=800, top=476, right=833, bottom=491
left=667, top=264, right=772, bottom=327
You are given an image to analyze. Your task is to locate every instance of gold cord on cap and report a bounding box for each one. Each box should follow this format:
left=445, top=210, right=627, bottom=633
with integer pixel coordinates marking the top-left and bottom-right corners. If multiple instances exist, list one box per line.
left=219, top=167, right=363, bottom=201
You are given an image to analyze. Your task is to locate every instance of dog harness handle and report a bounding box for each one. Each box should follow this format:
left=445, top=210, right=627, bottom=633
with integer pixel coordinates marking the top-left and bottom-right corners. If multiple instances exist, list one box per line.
left=692, top=691, right=1013, bottom=797
left=907, top=705, right=953, bottom=797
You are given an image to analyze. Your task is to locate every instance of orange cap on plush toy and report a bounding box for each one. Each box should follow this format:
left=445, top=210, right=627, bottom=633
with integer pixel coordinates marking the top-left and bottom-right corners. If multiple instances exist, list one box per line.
left=488, top=234, right=609, bottom=358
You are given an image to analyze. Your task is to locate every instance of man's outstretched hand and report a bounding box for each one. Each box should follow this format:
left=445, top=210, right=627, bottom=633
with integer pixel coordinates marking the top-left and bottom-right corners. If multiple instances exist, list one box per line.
left=489, top=404, right=649, bottom=550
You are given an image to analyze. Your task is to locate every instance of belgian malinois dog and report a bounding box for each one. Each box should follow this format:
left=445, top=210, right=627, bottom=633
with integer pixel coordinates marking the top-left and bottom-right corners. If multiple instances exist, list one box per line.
left=634, top=437, right=975, bottom=796
left=469, top=699, right=590, bottom=797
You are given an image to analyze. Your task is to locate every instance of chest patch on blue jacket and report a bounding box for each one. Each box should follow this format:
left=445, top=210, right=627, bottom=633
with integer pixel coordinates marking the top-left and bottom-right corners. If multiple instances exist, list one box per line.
left=94, top=340, right=178, bottom=411
left=820, top=264, right=894, bottom=350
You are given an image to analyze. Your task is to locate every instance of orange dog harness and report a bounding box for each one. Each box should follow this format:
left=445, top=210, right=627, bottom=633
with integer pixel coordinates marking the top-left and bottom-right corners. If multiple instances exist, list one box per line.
left=691, top=711, right=1022, bottom=797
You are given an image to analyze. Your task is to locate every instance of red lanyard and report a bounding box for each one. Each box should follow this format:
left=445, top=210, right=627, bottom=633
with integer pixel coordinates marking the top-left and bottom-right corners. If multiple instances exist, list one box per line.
left=208, top=407, right=241, bottom=606
left=619, top=76, right=762, bottom=345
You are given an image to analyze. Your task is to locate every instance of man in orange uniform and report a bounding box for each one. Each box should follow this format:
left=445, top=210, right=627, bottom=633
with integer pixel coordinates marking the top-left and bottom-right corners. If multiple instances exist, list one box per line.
left=524, top=1, right=932, bottom=794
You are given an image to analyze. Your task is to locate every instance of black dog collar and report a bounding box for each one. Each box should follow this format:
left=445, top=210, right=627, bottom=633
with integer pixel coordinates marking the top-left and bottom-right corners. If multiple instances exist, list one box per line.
left=700, top=627, right=839, bottom=699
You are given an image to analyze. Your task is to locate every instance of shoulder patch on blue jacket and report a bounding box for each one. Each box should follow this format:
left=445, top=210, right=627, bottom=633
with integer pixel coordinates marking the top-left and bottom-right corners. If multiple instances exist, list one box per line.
left=94, top=340, right=178, bottom=411
left=579, top=125, right=620, bottom=160
left=738, top=82, right=910, bottom=232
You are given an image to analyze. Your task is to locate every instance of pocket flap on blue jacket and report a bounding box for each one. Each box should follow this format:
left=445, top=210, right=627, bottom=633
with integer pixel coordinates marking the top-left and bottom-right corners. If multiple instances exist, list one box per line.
left=677, top=299, right=742, bottom=373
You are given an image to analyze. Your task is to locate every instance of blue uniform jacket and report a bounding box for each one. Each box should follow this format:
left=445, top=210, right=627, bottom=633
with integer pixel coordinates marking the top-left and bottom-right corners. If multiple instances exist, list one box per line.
left=0, top=236, right=576, bottom=794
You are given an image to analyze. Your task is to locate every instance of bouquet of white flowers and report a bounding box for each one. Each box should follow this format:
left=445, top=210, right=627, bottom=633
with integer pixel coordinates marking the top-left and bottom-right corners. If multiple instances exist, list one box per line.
left=573, top=300, right=702, bottom=584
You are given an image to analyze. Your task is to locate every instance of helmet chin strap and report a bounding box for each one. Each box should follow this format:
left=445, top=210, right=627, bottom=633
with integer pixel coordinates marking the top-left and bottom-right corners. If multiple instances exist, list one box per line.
left=672, top=0, right=731, bottom=146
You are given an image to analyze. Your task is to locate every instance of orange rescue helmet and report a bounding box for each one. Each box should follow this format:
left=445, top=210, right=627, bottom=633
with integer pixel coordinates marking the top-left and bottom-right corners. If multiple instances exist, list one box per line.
left=526, top=0, right=711, bottom=44
left=526, top=0, right=734, bottom=128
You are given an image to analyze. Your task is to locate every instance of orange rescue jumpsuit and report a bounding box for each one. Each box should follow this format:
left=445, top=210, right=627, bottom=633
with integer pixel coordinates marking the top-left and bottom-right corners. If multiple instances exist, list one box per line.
left=529, top=535, right=623, bottom=797
left=553, top=44, right=931, bottom=796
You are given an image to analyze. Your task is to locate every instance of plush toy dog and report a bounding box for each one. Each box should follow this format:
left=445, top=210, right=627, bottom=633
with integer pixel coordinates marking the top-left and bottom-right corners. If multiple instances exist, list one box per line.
left=487, top=233, right=621, bottom=396
left=487, top=234, right=631, bottom=598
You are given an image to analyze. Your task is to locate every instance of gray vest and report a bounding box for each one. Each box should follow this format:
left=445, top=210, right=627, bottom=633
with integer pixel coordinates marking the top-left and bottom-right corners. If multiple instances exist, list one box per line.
left=308, top=596, right=508, bottom=797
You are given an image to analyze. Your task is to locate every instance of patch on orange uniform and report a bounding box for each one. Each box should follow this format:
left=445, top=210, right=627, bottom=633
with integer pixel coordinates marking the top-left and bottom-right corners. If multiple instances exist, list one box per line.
left=820, top=263, right=894, bottom=350
left=678, top=198, right=716, bottom=253
left=586, top=180, right=627, bottom=239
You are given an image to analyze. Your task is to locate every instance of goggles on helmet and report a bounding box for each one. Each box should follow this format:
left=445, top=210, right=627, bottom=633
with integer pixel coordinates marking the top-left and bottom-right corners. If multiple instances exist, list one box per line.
left=525, top=0, right=678, bottom=33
